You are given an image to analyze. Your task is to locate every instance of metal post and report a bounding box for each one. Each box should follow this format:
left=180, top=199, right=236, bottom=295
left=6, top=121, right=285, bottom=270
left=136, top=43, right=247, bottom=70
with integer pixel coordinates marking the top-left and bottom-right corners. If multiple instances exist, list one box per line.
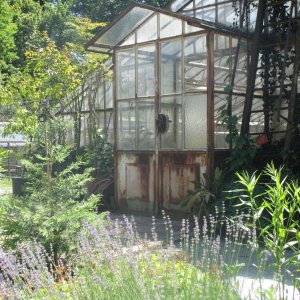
left=207, top=31, right=215, bottom=189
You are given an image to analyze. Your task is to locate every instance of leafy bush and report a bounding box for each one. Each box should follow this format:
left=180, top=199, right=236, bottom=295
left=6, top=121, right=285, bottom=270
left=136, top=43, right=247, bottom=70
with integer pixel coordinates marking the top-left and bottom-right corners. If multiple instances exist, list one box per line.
left=230, top=162, right=300, bottom=297
left=0, top=155, right=103, bottom=263
left=87, top=129, right=113, bottom=177
left=0, top=119, right=105, bottom=262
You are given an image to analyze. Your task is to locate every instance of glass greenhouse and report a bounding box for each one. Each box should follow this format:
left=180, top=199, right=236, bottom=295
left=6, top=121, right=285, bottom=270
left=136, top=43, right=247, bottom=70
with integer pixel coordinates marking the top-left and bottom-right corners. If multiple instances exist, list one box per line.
left=84, top=0, right=298, bottom=212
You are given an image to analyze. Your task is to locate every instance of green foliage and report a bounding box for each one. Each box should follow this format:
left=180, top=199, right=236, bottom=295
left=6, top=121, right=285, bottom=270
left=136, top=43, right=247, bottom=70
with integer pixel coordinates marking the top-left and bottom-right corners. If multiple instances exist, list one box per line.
left=230, top=162, right=300, bottom=297
left=226, top=135, right=256, bottom=173
left=179, top=167, right=224, bottom=216
left=64, top=256, right=240, bottom=300
left=70, top=0, right=171, bottom=22
left=0, top=0, right=18, bottom=71
left=219, top=84, right=256, bottom=173
left=0, top=157, right=102, bottom=262
left=11, top=0, right=44, bottom=66
left=2, top=36, right=81, bottom=137
left=87, top=129, right=113, bottom=177
left=0, top=147, right=8, bottom=177
left=0, top=0, right=108, bottom=142
left=0, top=120, right=104, bottom=261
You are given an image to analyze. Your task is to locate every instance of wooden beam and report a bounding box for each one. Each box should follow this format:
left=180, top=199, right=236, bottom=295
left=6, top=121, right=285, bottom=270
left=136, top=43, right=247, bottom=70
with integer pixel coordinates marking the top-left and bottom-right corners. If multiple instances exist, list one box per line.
left=240, top=0, right=267, bottom=136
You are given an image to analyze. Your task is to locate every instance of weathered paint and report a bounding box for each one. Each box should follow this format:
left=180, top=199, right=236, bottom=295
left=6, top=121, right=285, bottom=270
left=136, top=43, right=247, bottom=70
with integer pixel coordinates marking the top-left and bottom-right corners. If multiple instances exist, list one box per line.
left=116, top=151, right=207, bottom=213
left=160, top=152, right=207, bottom=211
left=116, top=152, right=156, bottom=212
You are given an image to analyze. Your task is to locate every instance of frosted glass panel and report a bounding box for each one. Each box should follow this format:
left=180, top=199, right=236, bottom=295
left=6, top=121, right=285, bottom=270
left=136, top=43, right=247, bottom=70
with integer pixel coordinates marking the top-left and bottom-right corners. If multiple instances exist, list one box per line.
left=161, top=96, right=183, bottom=149
left=184, top=36, right=207, bottom=91
left=96, top=6, right=152, bottom=46
left=95, top=78, right=113, bottom=109
left=97, top=111, right=105, bottom=129
left=121, top=34, right=135, bottom=46
left=195, top=0, right=215, bottom=6
left=160, top=14, right=182, bottom=39
left=80, top=113, right=88, bottom=147
left=118, top=101, right=136, bottom=149
left=195, top=7, right=216, bottom=22
left=214, top=35, right=231, bottom=89
left=137, top=14, right=157, bottom=43
left=217, top=2, right=238, bottom=26
left=170, top=0, right=191, bottom=12
left=184, top=94, right=207, bottom=149
left=137, top=100, right=155, bottom=149
left=184, top=22, right=201, bottom=34
left=105, top=80, right=113, bottom=109
left=214, top=93, right=228, bottom=149
left=161, top=41, right=182, bottom=95
left=137, top=45, right=156, bottom=97
left=233, top=38, right=248, bottom=91
left=117, top=50, right=135, bottom=99
left=95, top=80, right=105, bottom=109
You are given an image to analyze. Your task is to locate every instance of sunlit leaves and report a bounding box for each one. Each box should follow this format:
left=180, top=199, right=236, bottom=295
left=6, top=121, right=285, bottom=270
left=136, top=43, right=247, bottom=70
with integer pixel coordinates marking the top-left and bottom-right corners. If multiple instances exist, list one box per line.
left=0, top=0, right=18, bottom=70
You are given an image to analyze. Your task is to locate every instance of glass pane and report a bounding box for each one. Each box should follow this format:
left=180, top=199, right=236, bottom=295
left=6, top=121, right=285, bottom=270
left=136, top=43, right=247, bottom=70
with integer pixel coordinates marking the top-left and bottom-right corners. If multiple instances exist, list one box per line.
left=137, top=45, right=156, bottom=97
left=195, top=6, right=216, bottom=22
left=184, top=35, right=207, bottom=91
left=170, top=0, right=191, bottom=12
left=137, top=14, right=157, bottom=43
left=195, top=0, right=215, bottom=7
left=217, top=2, right=238, bottom=26
left=161, top=96, right=183, bottom=149
left=161, top=40, right=182, bottom=95
left=97, top=111, right=105, bottom=130
left=117, top=101, right=136, bottom=149
left=64, top=114, right=74, bottom=144
left=233, top=38, right=248, bottom=91
left=121, top=34, right=135, bottom=46
left=248, top=3, right=258, bottom=29
left=250, top=98, right=264, bottom=134
left=105, top=79, right=113, bottom=109
left=137, top=99, right=155, bottom=149
left=96, top=6, right=152, bottom=46
left=82, top=91, right=88, bottom=111
left=250, top=112, right=264, bottom=134
left=182, top=2, right=194, bottom=17
left=184, top=22, right=202, bottom=34
left=95, top=80, right=105, bottom=109
left=80, top=113, right=88, bottom=147
left=117, top=50, right=135, bottom=99
left=106, top=111, right=114, bottom=144
left=160, top=14, right=182, bottom=39
left=214, top=93, right=229, bottom=149
left=184, top=93, right=207, bottom=149
left=214, top=35, right=231, bottom=90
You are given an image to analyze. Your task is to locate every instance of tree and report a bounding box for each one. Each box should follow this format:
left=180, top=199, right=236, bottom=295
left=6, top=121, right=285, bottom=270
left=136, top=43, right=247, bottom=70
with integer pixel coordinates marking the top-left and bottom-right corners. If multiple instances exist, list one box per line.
left=0, top=0, right=18, bottom=72
left=70, top=0, right=170, bottom=22
left=1, top=0, right=108, bottom=142
left=11, top=0, right=44, bottom=67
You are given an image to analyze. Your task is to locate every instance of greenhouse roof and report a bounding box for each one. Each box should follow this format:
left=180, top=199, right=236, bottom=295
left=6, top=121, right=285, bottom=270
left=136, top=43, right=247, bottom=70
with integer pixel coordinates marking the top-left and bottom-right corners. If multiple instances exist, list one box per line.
left=85, top=3, right=250, bottom=54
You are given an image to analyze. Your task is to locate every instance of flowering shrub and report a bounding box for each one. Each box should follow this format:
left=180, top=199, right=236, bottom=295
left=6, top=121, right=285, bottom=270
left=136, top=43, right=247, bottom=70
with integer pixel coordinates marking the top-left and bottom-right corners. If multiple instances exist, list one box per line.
left=2, top=206, right=298, bottom=299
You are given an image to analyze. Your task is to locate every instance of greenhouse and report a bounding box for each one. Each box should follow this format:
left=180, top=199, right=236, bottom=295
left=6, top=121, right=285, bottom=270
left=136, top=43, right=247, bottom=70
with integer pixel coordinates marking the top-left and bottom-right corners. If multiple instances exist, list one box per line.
left=85, top=0, right=299, bottom=212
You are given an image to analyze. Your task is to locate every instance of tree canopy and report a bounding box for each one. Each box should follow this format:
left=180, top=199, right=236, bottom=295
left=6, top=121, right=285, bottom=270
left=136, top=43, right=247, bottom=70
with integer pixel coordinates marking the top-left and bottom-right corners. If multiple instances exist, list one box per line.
left=0, top=0, right=171, bottom=138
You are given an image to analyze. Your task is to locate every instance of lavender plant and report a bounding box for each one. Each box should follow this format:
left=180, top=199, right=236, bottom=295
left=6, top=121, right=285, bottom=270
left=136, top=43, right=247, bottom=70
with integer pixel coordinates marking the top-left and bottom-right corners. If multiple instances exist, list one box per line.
left=0, top=207, right=298, bottom=299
